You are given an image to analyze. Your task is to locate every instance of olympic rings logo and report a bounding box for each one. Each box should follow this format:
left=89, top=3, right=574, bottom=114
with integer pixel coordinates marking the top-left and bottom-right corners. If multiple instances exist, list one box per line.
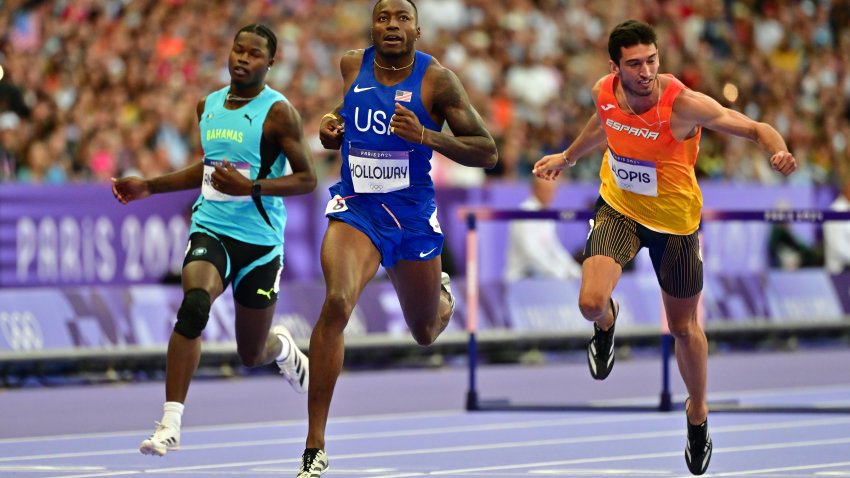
left=0, top=311, right=44, bottom=351
left=369, top=184, right=383, bottom=191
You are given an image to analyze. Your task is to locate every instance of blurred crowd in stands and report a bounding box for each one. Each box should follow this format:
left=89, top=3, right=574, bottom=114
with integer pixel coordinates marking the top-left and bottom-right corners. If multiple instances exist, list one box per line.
left=2, top=0, right=850, bottom=187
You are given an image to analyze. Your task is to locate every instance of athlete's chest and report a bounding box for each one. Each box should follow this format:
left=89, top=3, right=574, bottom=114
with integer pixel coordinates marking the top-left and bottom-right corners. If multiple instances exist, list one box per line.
left=200, top=107, right=264, bottom=147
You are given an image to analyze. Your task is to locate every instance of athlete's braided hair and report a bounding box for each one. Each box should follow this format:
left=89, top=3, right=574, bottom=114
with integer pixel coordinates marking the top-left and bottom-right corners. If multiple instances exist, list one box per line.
left=235, top=24, right=278, bottom=59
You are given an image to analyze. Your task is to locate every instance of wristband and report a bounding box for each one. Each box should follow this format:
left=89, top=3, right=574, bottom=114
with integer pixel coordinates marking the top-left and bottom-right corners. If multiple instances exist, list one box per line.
left=561, top=150, right=570, bottom=165
left=420, top=126, right=425, bottom=144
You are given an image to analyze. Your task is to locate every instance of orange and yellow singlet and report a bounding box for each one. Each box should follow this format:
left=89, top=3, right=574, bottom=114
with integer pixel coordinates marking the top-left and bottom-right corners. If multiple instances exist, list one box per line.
left=597, top=73, right=702, bottom=234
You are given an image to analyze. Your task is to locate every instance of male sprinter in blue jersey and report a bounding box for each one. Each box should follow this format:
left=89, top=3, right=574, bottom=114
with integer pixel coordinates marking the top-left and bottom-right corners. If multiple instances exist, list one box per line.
left=111, top=24, right=316, bottom=457
left=296, top=0, right=498, bottom=475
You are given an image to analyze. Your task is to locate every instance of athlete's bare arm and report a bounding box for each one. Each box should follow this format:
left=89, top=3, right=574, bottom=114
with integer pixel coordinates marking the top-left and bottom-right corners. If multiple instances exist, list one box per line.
left=111, top=99, right=209, bottom=204
left=211, top=100, right=316, bottom=197
left=400, top=62, right=496, bottom=169
left=319, top=50, right=364, bottom=150
left=533, top=80, right=608, bottom=180
left=673, top=89, right=797, bottom=176
left=146, top=99, right=210, bottom=193
left=262, top=100, right=317, bottom=195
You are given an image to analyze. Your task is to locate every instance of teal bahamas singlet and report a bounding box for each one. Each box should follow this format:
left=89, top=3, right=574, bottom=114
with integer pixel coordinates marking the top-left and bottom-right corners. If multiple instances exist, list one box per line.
left=193, top=85, right=289, bottom=246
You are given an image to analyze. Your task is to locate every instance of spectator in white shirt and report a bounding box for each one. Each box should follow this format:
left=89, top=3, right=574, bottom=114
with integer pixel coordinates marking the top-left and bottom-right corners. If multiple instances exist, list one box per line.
left=504, top=175, right=582, bottom=281
left=824, top=179, right=850, bottom=274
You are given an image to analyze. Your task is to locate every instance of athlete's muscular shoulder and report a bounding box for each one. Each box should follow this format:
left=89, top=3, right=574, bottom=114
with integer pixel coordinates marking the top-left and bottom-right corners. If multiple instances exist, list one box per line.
left=340, top=49, right=365, bottom=88
left=420, top=57, right=461, bottom=120
left=196, top=98, right=207, bottom=122
left=670, top=87, right=723, bottom=126
left=263, top=99, right=301, bottom=141
left=590, top=77, right=606, bottom=103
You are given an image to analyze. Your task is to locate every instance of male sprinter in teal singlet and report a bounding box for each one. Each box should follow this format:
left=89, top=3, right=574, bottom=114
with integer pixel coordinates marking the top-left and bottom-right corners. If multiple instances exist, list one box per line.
left=111, top=24, right=316, bottom=456
left=296, top=1, right=498, bottom=476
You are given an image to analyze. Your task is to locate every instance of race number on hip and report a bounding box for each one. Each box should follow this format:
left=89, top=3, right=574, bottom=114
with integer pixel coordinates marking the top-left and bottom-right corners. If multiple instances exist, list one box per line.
left=348, top=147, right=410, bottom=193
left=608, top=148, right=658, bottom=197
left=202, top=158, right=252, bottom=202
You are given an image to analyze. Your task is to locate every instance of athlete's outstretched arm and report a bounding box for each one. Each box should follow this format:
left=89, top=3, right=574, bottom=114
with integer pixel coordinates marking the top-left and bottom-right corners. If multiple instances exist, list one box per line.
left=533, top=79, right=607, bottom=180
left=675, top=90, right=797, bottom=176
left=533, top=113, right=607, bottom=180
left=111, top=99, right=209, bottom=204
left=143, top=98, right=211, bottom=193
left=415, top=66, right=497, bottom=169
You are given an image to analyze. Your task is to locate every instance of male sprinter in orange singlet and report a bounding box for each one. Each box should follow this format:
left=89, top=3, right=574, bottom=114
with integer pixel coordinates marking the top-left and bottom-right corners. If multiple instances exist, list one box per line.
left=533, top=20, right=796, bottom=476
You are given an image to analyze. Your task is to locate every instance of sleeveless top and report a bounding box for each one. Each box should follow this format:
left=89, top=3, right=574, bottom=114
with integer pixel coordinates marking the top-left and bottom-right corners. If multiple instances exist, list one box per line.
left=335, top=46, right=441, bottom=211
left=597, top=73, right=702, bottom=234
left=193, top=85, right=289, bottom=245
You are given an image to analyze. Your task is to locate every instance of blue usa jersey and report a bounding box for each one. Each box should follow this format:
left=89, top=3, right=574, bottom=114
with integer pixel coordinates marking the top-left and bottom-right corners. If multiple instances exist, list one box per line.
left=193, top=85, right=289, bottom=246
left=335, top=47, right=440, bottom=207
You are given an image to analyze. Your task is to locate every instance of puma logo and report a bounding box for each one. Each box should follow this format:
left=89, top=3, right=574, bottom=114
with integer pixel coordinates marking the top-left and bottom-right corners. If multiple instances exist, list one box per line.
left=244, top=114, right=258, bottom=125
left=256, top=287, right=274, bottom=299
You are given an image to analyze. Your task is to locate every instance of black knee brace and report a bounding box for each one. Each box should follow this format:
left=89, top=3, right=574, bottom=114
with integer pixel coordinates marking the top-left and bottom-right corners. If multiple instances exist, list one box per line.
left=174, top=288, right=211, bottom=339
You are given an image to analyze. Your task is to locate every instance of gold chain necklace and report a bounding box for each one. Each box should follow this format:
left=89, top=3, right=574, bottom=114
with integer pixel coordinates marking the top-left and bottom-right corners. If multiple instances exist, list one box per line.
left=226, top=85, right=266, bottom=102
left=621, top=78, right=664, bottom=129
left=374, top=57, right=414, bottom=71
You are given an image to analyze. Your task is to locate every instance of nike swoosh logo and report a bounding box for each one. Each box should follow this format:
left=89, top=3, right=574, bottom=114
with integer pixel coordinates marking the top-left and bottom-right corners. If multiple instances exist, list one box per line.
left=353, top=84, right=376, bottom=93
left=419, top=247, right=439, bottom=258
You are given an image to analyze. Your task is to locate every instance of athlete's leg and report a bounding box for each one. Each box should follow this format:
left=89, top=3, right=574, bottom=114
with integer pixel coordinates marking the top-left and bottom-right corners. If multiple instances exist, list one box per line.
left=577, top=256, right=621, bottom=330
left=165, top=261, right=224, bottom=404
left=663, top=291, right=708, bottom=424
left=231, top=255, right=285, bottom=367
left=141, top=234, right=226, bottom=456
left=665, top=290, right=712, bottom=475
left=579, top=199, right=639, bottom=330
left=649, top=230, right=706, bottom=424
left=386, top=256, right=452, bottom=346
left=306, top=220, right=381, bottom=450
left=233, top=303, right=277, bottom=367
left=579, top=199, right=640, bottom=380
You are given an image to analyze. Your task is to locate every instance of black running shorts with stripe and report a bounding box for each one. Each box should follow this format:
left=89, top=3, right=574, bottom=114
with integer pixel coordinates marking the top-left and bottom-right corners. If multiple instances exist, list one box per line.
left=584, top=197, right=703, bottom=298
left=184, top=230, right=282, bottom=309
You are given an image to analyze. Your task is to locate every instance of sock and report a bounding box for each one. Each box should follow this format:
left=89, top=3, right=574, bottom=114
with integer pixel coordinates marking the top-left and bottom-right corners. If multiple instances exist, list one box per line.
left=162, top=401, right=184, bottom=428
left=276, top=331, right=292, bottom=362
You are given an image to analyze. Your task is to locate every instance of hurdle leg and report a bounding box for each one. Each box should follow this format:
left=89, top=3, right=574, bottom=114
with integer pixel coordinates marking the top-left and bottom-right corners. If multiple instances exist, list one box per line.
left=465, top=212, right=480, bottom=411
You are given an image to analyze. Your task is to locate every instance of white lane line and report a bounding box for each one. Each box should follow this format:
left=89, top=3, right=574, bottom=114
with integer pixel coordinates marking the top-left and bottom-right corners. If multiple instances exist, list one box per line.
left=423, top=438, right=850, bottom=476
left=0, top=409, right=461, bottom=444
left=680, top=460, right=850, bottom=477
left=43, top=426, right=850, bottom=477
left=12, top=415, right=850, bottom=464
left=0, top=465, right=105, bottom=472
left=0, top=413, right=675, bottom=463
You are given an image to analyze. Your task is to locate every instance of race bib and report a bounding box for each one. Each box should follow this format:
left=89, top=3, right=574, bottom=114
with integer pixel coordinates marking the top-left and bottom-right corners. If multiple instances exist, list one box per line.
left=607, top=149, right=658, bottom=197
left=202, top=158, right=252, bottom=202
left=348, top=147, right=410, bottom=193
